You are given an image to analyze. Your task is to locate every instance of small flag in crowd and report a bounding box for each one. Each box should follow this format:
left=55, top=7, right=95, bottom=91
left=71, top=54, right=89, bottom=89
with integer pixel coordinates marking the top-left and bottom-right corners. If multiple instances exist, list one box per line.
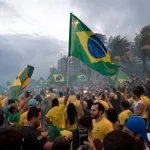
left=47, top=68, right=65, bottom=83
left=76, top=72, right=88, bottom=82
left=11, top=65, right=34, bottom=98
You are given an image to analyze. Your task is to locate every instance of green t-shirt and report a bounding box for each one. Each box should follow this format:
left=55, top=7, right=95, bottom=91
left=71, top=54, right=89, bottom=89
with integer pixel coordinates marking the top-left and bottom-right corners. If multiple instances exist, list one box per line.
left=8, top=112, right=20, bottom=127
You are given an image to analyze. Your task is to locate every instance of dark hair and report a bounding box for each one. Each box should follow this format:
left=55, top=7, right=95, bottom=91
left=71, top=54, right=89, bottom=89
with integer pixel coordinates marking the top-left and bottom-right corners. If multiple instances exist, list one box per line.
left=121, top=100, right=129, bottom=109
left=104, top=131, right=144, bottom=150
left=98, top=92, right=102, bottom=97
left=136, top=86, right=145, bottom=95
left=87, top=99, right=93, bottom=110
left=0, top=127, right=22, bottom=150
left=67, top=103, right=77, bottom=126
left=101, top=94, right=105, bottom=100
left=112, top=87, right=116, bottom=93
left=76, top=94, right=80, bottom=100
left=25, top=91, right=31, bottom=98
left=51, top=136, right=69, bottom=150
left=78, top=116, right=93, bottom=131
left=52, top=98, right=59, bottom=107
left=59, top=92, right=63, bottom=97
left=7, top=99, right=15, bottom=105
left=0, top=112, right=4, bottom=126
left=93, top=102, right=104, bottom=114
left=8, top=106, right=16, bottom=113
left=106, top=108, right=118, bottom=123
left=133, top=89, right=141, bottom=98
left=27, top=107, right=41, bottom=121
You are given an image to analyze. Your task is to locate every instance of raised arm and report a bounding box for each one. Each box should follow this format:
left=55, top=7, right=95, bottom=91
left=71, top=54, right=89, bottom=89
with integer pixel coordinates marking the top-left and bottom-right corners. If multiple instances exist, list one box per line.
left=105, top=92, right=113, bottom=108
left=63, top=87, right=69, bottom=106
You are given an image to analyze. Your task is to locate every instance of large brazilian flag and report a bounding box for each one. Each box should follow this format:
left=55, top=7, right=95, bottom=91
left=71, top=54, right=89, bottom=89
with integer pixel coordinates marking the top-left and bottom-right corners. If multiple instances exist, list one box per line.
left=11, top=65, right=34, bottom=99
left=68, top=13, right=118, bottom=76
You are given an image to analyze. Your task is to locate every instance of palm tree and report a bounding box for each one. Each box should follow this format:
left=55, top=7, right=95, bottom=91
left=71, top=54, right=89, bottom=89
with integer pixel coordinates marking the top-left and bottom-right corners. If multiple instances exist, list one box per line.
left=135, top=25, right=150, bottom=76
left=108, top=35, right=130, bottom=63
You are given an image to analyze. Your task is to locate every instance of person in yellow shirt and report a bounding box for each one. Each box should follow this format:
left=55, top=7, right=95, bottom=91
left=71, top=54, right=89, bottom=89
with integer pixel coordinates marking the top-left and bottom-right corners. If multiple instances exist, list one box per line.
left=73, top=94, right=87, bottom=120
left=91, top=102, right=113, bottom=140
left=118, top=100, right=133, bottom=129
left=128, top=96, right=135, bottom=106
left=58, top=92, right=64, bottom=105
left=65, top=103, right=77, bottom=131
left=68, top=91, right=77, bottom=104
left=48, top=88, right=57, bottom=100
left=46, top=88, right=69, bottom=128
left=0, top=96, right=7, bottom=109
left=106, top=108, right=120, bottom=131
left=19, top=98, right=40, bottom=128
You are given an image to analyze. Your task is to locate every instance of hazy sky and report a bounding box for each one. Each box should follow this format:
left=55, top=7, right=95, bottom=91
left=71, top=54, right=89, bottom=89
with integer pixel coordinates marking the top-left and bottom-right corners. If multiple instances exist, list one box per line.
left=0, top=0, right=150, bottom=83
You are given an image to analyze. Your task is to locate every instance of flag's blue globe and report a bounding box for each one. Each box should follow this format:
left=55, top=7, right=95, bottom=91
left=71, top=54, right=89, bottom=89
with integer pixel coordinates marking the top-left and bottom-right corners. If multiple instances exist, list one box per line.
left=87, top=34, right=107, bottom=58
left=80, top=76, right=85, bottom=81
left=56, top=75, right=62, bottom=81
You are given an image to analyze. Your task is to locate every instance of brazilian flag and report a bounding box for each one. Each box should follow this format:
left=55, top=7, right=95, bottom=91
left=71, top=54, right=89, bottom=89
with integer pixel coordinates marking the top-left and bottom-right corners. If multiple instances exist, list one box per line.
left=110, top=70, right=131, bottom=88
left=38, top=77, right=46, bottom=85
left=11, top=65, right=34, bottom=98
left=48, top=68, right=65, bottom=83
left=76, top=72, right=88, bottom=82
left=68, top=13, right=119, bottom=76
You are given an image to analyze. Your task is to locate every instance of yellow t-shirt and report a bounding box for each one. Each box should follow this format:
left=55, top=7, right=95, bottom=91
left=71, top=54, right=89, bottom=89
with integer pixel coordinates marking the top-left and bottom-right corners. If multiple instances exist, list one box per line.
left=94, top=100, right=109, bottom=111
left=128, top=97, right=135, bottom=106
left=114, top=92, right=124, bottom=100
left=92, top=117, right=113, bottom=140
left=69, top=95, right=77, bottom=104
left=73, top=100, right=87, bottom=119
left=140, top=95, right=150, bottom=118
left=46, top=104, right=66, bottom=128
left=58, top=97, right=64, bottom=105
left=19, top=111, right=42, bottom=128
left=65, top=114, right=77, bottom=131
left=114, top=94, right=118, bottom=100
left=19, top=111, right=28, bottom=128
left=0, top=96, right=8, bottom=108
left=121, top=92, right=124, bottom=97
left=118, top=109, right=133, bottom=126
left=49, top=93, right=57, bottom=99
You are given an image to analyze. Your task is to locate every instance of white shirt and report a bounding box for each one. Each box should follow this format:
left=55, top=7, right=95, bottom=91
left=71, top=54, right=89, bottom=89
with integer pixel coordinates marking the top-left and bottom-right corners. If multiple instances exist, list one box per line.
left=133, top=100, right=144, bottom=116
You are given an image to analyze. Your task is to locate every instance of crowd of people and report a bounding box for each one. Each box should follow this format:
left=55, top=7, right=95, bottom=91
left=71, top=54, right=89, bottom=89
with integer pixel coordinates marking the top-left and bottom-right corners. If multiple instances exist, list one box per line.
left=0, top=82, right=150, bottom=150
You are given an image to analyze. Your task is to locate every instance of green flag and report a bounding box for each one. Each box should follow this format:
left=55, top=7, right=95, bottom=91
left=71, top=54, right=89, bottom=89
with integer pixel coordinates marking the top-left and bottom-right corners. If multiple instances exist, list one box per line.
left=48, top=68, right=65, bottom=83
left=76, top=72, right=88, bottom=82
left=38, top=77, right=46, bottom=85
left=11, top=65, right=34, bottom=98
left=68, top=13, right=119, bottom=76
left=110, top=70, right=131, bottom=88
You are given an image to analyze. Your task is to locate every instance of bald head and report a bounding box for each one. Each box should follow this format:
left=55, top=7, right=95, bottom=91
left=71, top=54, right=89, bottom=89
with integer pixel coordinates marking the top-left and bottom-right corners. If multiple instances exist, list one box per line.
left=109, top=93, right=115, bottom=99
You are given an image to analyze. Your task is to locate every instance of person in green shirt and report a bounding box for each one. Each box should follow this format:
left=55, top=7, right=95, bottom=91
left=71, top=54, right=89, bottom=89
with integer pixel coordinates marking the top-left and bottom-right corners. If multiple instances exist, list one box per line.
left=7, top=99, right=20, bottom=127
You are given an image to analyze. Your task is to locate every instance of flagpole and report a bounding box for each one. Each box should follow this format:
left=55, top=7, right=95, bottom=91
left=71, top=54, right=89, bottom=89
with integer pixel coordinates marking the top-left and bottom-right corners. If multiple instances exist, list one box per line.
left=67, top=56, right=70, bottom=87
left=67, top=13, right=72, bottom=88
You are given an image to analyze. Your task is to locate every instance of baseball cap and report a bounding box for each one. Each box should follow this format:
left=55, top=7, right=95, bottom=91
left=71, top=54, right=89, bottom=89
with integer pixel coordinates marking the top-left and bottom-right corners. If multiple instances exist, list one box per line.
left=125, top=116, right=148, bottom=142
left=28, top=99, right=38, bottom=107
